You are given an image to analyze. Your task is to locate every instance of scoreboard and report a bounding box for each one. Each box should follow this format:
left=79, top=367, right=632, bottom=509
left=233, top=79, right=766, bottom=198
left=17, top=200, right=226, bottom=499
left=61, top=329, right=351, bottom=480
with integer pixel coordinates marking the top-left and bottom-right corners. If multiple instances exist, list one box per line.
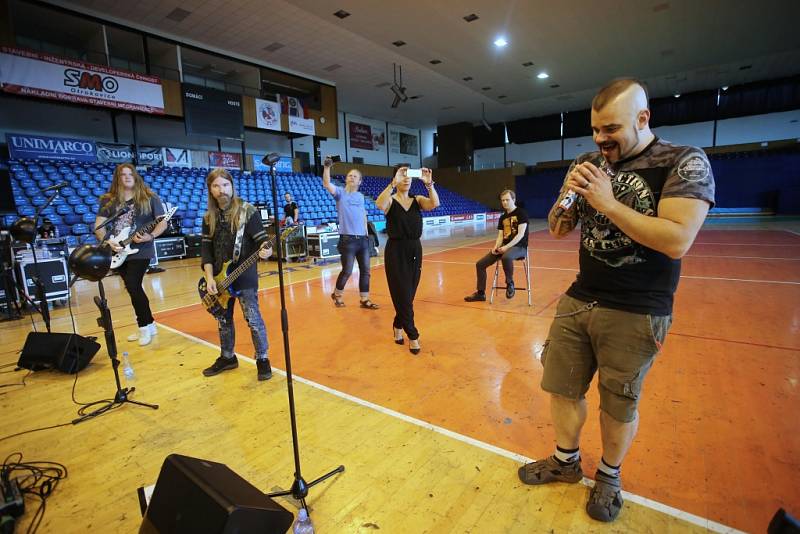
left=182, top=83, right=244, bottom=140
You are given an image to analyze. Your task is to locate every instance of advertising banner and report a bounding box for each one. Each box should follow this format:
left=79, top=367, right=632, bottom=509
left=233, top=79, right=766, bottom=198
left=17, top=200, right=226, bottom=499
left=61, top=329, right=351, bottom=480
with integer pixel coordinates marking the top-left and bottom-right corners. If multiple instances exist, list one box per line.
left=96, top=142, right=134, bottom=163
left=0, top=47, right=164, bottom=113
left=288, top=116, right=315, bottom=136
left=137, top=146, right=163, bottom=165
left=6, top=132, right=96, bottom=162
left=162, top=147, right=192, bottom=168
left=255, top=98, right=281, bottom=131
left=208, top=151, right=242, bottom=169
left=349, top=121, right=374, bottom=150
left=252, top=155, right=293, bottom=173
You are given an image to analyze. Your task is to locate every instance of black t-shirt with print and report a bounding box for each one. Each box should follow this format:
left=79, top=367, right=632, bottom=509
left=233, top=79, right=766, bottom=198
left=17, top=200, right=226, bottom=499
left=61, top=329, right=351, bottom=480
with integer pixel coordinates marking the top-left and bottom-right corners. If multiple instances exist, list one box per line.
left=200, top=203, right=269, bottom=291
left=497, top=207, right=529, bottom=248
left=565, top=137, right=715, bottom=316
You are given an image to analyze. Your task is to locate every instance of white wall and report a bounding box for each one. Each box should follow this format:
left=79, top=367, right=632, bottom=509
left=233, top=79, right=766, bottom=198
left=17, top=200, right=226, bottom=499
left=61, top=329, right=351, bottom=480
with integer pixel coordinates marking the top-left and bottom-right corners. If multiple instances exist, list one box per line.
left=563, top=136, right=592, bottom=161
left=318, top=111, right=346, bottom=161
left=507, top=139, right=562, bottom=165
left=473, top=146, right=505, bottom=169
left=716, top=110, right=800, bottom=145
left=420, top=127, right=436, bottom=168
left=653, top=121, right=715, bottom=148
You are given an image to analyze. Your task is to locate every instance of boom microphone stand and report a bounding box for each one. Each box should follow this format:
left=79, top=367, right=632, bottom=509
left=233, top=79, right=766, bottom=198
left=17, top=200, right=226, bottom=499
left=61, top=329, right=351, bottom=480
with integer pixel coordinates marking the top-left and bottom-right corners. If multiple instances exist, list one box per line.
left=262, top=153, right=344, bottom=512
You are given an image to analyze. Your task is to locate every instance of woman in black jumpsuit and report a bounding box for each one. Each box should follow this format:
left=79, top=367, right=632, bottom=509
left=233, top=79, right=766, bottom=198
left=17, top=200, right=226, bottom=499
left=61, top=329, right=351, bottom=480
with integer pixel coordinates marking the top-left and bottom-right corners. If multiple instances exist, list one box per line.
left=375, top=164, right=440, bottom=354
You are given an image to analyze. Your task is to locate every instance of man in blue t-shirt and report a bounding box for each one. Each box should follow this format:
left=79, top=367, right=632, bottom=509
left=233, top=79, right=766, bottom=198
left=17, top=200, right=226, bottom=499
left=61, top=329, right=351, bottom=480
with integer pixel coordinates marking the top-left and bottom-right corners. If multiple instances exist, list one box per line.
left=518, top=78, right=715, bottom=523
left=465, top=190, right=529, bottom=301
left=322, top=156, right=378, bottom=310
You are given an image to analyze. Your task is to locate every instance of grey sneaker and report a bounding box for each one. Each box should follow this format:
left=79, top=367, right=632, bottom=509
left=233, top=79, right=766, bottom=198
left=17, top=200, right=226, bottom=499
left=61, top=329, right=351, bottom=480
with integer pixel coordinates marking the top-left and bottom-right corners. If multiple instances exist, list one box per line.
left=518, top=455, right=583, bottom=485
left=203, top=356, right=238, bottom=377
left=586, top=471, right=624, bottom=522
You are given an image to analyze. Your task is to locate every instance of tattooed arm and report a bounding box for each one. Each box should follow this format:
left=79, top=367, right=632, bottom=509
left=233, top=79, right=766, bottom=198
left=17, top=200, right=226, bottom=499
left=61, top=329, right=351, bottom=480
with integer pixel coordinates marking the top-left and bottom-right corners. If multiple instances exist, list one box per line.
left=548, top=162, right=580, bottom=238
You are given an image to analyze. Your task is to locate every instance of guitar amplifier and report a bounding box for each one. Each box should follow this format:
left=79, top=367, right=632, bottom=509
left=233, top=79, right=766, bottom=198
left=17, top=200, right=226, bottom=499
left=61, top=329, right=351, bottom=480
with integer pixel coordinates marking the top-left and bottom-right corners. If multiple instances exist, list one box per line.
left=184, top=235, right=202, bottom=259
left=16, top=257, right=69, bottom=302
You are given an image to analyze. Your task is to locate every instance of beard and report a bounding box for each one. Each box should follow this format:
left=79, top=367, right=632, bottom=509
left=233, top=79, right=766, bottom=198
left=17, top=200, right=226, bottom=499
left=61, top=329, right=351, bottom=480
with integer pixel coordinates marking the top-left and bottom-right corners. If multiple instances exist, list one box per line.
left=216, top=194, right=231, bottom=209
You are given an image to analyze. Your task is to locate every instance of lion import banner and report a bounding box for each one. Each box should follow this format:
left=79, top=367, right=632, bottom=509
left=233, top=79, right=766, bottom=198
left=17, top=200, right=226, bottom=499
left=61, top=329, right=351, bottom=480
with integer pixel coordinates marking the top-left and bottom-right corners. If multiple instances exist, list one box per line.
left=0, top=47, right=165, bottom=114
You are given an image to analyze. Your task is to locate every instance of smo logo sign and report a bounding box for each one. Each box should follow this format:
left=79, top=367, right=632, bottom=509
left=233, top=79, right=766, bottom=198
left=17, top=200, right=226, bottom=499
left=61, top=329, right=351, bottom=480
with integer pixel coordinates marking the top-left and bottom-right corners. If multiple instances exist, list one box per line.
left=64, top=68, right=119, bottom=94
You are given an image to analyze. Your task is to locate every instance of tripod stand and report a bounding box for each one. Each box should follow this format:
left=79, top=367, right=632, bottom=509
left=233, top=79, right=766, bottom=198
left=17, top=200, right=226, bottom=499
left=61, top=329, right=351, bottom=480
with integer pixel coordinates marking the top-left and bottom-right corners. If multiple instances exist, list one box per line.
left=72, top=274, right=159, bottom=424
left=262, top=154, right=344, bottom=511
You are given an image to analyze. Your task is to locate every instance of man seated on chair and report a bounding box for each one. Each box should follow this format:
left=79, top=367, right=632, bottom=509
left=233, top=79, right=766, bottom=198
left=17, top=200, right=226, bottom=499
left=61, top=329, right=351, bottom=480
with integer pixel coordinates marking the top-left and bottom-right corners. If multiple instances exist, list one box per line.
left=465, top=190, right=529, bottom=301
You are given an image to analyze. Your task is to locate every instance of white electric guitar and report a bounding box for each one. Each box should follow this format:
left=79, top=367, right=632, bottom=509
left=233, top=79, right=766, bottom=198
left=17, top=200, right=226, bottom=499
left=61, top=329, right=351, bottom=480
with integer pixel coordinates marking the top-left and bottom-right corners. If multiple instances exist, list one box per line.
left=108, top=206, right=178, bottom=269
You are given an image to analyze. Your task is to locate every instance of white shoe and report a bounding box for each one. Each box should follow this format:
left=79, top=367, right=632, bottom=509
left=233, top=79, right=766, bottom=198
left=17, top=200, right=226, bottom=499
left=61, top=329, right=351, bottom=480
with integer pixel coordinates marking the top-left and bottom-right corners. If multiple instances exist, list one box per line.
left=138, top=326, right=152, bottom=346
left=148, top=322, right=157, bottom=336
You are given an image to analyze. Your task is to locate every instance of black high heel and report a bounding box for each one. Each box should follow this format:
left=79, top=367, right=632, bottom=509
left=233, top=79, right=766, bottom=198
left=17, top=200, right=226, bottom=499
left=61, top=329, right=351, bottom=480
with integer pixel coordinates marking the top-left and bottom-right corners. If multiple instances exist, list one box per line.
left=393, top=328, right=404, bottom=345
left=409, top=339, right=421, bottom=355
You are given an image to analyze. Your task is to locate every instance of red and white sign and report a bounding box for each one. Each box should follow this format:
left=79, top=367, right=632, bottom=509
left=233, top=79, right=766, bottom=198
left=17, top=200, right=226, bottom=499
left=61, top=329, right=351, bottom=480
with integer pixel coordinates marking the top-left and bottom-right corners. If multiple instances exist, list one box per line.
left=0, top=47, right=164, bottom=114
left=208, top=151, right=242, bottom=169
left=450, top=214, right=475, bottom=222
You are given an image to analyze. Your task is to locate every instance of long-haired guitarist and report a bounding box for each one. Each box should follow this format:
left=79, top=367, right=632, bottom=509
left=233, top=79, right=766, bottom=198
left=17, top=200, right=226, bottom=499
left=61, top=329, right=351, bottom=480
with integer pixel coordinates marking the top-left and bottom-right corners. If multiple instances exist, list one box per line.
left=94, top=163, right=166, bottom=346
left=201, top=168, right=274, bottom=381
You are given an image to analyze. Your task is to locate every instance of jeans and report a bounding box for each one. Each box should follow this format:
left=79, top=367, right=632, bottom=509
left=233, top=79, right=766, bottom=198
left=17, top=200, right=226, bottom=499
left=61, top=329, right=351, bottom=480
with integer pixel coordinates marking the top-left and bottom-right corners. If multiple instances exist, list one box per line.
left=336, top=235, right=371, bottom=294
left=475, top=246, right=527, bottom=292
left=217, top=288, right=269, bottom=359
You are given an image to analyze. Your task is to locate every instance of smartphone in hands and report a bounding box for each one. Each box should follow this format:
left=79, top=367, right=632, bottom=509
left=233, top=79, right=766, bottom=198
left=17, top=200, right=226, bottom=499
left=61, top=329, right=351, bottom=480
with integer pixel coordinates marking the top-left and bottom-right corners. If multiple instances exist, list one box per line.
left=406, top=168, right=422, bottom=178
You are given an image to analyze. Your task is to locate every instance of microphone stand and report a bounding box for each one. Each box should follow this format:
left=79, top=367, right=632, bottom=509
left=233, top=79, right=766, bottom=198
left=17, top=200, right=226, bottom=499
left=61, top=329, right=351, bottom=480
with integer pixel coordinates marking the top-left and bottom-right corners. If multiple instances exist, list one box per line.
left=263, top=156, right=344, bottom=513
left=28, top=188, right=61, bottom=332
left=72, top=275, right=159, bottom=424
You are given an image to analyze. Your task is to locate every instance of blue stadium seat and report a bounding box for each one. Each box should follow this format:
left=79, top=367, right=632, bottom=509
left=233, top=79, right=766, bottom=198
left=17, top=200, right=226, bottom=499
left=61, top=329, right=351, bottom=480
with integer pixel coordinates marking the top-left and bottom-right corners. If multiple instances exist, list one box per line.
left=71, top=224, right=91, bottom=235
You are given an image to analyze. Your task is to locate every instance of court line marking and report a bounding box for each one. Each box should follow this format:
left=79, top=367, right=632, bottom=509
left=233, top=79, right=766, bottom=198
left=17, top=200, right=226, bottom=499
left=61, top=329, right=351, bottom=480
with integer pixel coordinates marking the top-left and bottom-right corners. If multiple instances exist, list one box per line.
left=155, top=321, right=744, bottom=534
left=458, top=246, right=800, bottom=260
left=423, top=259, right=800, bottom=284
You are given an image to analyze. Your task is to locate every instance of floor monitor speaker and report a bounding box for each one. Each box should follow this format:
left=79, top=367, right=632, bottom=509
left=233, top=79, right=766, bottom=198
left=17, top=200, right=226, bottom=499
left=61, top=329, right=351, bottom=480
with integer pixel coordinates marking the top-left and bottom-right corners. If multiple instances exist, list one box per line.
left=17, top=332, right=100, bottom=373
left=140, top=454, right=294, bottom=534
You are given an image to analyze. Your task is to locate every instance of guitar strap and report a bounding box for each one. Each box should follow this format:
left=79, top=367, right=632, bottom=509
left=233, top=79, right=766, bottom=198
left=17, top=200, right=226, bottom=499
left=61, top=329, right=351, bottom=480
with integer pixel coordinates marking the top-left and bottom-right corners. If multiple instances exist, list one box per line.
left=232, top=202, right=252, bottom=262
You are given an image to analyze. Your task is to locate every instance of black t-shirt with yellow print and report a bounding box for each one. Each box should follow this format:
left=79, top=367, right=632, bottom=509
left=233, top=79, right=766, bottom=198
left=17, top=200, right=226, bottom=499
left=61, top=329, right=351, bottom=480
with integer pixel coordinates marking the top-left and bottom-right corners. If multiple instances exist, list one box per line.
left=498, top=207, right=529, bottom=248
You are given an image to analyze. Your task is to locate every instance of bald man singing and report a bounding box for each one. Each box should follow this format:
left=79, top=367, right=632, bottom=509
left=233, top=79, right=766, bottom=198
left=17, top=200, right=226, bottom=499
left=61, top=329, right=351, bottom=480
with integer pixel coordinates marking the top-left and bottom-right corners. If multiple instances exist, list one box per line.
left=518, top=78, right=715, bottom=522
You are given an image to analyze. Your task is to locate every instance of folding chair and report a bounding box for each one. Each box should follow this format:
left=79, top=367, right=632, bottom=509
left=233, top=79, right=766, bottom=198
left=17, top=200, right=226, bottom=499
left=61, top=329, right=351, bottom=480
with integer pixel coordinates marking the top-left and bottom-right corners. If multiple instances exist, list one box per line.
left=489, top=253, right=532, bottom=306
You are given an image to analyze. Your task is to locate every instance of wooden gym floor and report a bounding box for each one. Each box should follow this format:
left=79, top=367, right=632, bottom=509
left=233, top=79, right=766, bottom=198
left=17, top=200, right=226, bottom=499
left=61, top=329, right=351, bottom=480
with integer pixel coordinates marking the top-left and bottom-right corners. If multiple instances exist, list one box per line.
left=1, top=219, right=798, bottom=533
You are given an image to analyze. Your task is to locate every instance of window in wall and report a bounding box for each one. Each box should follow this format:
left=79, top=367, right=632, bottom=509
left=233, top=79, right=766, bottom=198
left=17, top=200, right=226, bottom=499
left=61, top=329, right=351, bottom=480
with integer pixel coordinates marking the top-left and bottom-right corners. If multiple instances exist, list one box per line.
left=106, top=26, right=146, bottom=74
left=146, top=37, right=180, bottom=81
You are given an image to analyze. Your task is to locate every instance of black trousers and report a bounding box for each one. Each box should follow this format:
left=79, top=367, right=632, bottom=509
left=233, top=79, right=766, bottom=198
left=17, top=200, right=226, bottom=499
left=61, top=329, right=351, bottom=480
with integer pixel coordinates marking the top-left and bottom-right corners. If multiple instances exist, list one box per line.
left=384, top=239, right=422, bottom=340
left=116, top=258, right=154, bottom=327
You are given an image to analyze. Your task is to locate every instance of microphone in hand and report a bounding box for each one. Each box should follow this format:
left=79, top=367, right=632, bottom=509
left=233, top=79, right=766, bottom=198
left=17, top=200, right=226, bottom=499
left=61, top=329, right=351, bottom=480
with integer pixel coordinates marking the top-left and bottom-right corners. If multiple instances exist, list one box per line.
left=553, top=190, right=578, bottom=218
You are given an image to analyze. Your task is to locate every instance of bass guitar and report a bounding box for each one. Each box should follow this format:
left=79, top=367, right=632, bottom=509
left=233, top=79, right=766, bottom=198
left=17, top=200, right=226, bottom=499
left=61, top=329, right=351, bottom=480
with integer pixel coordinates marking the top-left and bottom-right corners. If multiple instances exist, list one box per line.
left=108, top=206, right=178, bottom=269
left=197, top=231, right=285, bottom=319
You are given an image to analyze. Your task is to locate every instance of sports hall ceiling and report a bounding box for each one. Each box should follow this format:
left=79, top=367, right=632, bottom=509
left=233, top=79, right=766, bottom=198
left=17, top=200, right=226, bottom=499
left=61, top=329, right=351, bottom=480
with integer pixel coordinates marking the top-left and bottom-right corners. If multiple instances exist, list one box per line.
left=46, top=0, right=800, bottom=129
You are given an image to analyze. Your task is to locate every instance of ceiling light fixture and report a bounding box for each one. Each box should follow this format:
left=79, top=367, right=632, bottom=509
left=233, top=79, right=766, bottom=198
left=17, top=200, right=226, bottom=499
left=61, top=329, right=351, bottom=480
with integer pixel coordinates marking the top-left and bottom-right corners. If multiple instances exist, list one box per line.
left=537, top=72, right=549, bottom=79
left=494, top=37, right=508, bottom=48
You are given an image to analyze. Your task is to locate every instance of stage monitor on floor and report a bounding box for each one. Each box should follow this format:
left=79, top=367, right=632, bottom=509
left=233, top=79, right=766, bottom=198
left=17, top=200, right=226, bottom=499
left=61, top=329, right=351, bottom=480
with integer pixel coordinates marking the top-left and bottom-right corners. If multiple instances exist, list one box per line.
left=140, top=454, right=294, bottom=534
left=18, top=332, right=100, bottom=373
